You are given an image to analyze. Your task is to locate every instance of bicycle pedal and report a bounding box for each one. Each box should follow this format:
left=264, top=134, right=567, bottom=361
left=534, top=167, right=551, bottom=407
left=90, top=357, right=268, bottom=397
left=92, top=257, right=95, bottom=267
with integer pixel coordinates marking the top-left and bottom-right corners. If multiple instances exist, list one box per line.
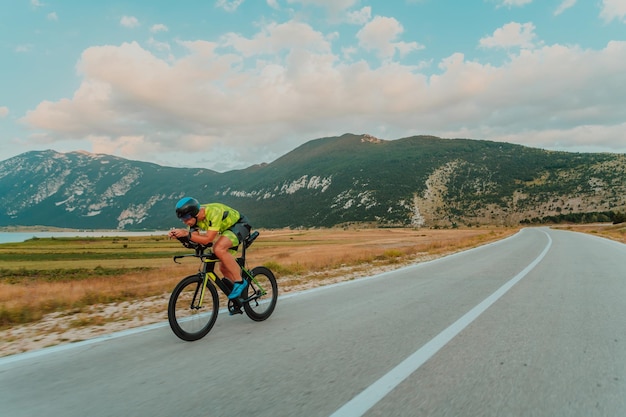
left=227, top=299, right=243, bottom=315
left=229, top=307, right=243, bottom=316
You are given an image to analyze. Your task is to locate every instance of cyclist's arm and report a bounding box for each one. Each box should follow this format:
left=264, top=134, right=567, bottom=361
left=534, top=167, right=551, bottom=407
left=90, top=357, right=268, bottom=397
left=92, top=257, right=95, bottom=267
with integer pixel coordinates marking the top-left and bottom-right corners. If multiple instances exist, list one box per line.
left=189, top=229, right=217, bottom=246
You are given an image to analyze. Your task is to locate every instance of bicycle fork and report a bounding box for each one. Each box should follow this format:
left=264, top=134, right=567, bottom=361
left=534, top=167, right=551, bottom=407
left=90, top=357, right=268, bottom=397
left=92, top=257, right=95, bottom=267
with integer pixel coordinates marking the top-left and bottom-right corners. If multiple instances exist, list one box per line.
left=189, top=273, right=214, bottom=310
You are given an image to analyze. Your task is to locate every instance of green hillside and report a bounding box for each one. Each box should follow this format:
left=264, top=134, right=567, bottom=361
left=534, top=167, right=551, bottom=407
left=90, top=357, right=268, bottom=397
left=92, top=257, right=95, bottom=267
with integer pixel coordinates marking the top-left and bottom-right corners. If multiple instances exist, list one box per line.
left=0, top=135, right=625, bottom=229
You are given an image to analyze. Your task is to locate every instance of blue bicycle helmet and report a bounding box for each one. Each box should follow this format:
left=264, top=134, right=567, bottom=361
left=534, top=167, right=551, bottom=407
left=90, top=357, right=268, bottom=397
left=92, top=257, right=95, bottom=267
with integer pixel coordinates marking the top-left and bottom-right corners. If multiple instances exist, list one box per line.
left=175, top=197, right=200, bottom=219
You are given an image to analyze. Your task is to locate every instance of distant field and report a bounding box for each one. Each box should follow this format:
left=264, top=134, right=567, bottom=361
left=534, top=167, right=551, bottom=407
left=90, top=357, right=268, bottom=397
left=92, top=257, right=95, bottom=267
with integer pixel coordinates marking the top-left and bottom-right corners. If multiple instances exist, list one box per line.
left=0, top=227, right=518, bottom=328
left=552, top=222, right=626, bottom=244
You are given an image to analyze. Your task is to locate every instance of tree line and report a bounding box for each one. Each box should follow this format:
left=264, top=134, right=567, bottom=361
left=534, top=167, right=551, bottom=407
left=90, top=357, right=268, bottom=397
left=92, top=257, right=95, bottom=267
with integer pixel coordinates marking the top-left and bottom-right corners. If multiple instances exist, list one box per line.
left=520, top=211, right=626, bottom=225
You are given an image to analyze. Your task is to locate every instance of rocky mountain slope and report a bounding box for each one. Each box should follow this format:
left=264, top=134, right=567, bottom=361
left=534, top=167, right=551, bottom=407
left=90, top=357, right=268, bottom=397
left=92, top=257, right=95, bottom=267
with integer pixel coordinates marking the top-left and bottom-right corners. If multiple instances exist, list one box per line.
left=1, top=134, right=625, bottom=229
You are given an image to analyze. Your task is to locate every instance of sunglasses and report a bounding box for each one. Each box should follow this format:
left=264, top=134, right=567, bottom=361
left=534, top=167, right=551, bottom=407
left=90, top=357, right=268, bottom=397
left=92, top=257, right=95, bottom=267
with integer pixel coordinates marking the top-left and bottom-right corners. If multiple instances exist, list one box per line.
left=180, top=214, right=194, bottom=221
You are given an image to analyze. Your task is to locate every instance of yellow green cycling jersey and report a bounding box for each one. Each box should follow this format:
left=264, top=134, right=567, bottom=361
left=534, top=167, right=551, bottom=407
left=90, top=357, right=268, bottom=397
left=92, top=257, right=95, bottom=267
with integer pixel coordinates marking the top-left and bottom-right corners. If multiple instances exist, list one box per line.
left=195, top=203, right=241, bottom=233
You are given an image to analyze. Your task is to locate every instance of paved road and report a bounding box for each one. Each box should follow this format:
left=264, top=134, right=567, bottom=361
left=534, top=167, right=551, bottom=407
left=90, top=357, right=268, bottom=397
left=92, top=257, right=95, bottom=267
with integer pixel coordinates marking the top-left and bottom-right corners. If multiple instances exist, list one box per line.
left=1, top=228, right=625, bottom=417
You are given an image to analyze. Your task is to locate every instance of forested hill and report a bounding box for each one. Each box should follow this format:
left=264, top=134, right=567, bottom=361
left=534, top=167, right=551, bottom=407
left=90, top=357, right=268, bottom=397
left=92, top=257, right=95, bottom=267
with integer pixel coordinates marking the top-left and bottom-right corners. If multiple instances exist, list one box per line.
left=1, top=134, right=625, bottom=229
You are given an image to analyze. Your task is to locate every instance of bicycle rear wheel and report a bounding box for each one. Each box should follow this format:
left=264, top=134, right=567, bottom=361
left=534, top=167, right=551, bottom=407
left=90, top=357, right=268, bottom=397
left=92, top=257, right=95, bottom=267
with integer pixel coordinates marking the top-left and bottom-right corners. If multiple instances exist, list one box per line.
left=243, top=266, right=278, bottom=321
left=168, top=274, right=219, bottom=341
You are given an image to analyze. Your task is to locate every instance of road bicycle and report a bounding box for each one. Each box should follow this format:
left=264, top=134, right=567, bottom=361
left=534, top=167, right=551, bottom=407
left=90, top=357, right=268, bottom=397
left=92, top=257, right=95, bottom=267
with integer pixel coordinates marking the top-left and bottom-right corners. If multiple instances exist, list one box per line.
left=167, top=230, right=278, bottom=341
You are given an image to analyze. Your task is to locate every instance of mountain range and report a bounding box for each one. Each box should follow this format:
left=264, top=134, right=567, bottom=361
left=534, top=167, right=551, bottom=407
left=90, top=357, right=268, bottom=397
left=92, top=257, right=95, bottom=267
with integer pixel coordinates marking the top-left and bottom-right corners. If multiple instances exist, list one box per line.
left=1, top=133, right=625, bottom=230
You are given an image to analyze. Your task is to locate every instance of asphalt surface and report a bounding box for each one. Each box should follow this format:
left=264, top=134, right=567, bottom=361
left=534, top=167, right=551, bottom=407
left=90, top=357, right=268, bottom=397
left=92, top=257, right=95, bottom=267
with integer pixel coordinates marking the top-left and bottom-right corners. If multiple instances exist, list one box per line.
left=1, top=227, right=625, bottom=417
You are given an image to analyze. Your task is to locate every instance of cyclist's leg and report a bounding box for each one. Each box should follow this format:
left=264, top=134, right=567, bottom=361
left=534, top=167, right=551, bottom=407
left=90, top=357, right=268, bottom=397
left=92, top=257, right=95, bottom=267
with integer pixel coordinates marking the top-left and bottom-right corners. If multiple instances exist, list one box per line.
left=213, top=233, right=241, bottom=283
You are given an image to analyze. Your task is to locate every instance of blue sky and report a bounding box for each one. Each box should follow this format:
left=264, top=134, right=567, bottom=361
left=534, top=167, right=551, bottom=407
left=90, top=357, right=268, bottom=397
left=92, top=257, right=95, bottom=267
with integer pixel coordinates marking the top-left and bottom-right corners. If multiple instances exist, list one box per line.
left=1, top=0, right=625, bottom=171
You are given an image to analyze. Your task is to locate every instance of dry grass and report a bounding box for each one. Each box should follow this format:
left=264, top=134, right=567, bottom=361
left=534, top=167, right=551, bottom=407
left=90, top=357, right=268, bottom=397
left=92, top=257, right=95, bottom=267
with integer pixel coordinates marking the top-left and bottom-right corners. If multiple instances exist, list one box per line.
left=0, top=266, right=182, bottom=325
left=1, top=226, right=519, bottom=356
left=249, top=227, right=516, bottom=287
left=552, top=222, right=626, bottom=244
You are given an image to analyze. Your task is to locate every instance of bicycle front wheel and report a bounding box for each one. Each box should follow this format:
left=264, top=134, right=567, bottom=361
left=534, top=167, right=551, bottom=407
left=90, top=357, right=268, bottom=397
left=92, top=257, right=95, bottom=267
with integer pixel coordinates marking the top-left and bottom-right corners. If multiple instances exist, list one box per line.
left=168, top=274, right=219, bottom=341
left=243, top=266, right=278, bottom=321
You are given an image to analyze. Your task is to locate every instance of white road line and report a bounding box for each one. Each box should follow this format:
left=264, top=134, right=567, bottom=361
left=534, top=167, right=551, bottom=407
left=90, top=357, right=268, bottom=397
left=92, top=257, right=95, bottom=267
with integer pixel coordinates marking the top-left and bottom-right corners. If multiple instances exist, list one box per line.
left=0, top=322, right=169, bottom=366
left=329, top=229, right=553, bottom=417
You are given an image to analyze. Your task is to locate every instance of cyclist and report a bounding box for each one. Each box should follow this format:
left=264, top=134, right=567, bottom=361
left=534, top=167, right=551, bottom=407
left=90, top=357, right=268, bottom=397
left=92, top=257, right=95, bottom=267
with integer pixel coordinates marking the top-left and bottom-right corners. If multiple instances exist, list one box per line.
left=168, top=197, right=251, bottom=300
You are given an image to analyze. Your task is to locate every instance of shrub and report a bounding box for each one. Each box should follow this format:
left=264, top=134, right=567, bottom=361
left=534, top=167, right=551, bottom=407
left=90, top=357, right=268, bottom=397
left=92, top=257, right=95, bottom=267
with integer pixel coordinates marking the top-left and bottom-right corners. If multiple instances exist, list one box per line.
left=613, top=211, right=626, bottom=224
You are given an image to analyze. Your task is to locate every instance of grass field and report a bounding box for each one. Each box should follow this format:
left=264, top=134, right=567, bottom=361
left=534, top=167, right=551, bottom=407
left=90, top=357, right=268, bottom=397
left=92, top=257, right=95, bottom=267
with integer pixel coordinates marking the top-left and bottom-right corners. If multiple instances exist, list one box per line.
left=0, top=227, right=517, bottom=329
left=1, top=223, right=623, bottom=356
left=552, top=222, right=626, bottom=244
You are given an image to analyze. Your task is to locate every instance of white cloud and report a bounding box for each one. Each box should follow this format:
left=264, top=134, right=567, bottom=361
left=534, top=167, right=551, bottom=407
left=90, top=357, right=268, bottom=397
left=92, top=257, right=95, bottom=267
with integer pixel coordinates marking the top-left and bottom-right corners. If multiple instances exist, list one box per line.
left=19, top=20, right=626, bottom=169
left=357, top=16, right=423, bottom=59
left=341, top=45, right=357, bottom=60
left=484, top=122, right=626, bottom=153
left=91, top=135, right=148, bottom=157
left=479, top=22, right=538, bottom=49
left=0, top=107, right=9, bottom=118
left=150, top=23, right=168, bottom=33
left=148, top=37, right=172, bottom=54
left=287, top=0, right=359, bottom=15
left=120, top=16, right=140, bottom=28
left=47, top=12, right=58, bottom=21
left=222, top=20, right=331, bottom=57
left=15, top=44, right=33, bottom=53
left=215, top=0, right=244, bottom=12
left=267, top=0, right=279, bottom=9
left=600, top=0, right=626, bottom=22
left=554, top=0, right=576, bottom=15
left=495, top=0, right=533, bottom=7
left=346, top=7, right=371, bottom=25
left=30, top=0, right=44, bottom=8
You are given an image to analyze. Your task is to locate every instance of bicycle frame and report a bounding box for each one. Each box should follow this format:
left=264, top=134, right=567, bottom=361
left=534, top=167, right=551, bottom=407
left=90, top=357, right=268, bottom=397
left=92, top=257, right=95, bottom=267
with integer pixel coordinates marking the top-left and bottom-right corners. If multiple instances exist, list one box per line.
left=199, top=254, right=268, bottom=304
left=173, top=230, right=266, bottom=306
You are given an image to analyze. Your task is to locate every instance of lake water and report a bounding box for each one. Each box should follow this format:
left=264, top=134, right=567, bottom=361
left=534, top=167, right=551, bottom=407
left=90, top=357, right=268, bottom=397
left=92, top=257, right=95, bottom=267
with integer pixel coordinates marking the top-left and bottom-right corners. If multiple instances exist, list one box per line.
left=0, top=231, right=170, bottom=244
